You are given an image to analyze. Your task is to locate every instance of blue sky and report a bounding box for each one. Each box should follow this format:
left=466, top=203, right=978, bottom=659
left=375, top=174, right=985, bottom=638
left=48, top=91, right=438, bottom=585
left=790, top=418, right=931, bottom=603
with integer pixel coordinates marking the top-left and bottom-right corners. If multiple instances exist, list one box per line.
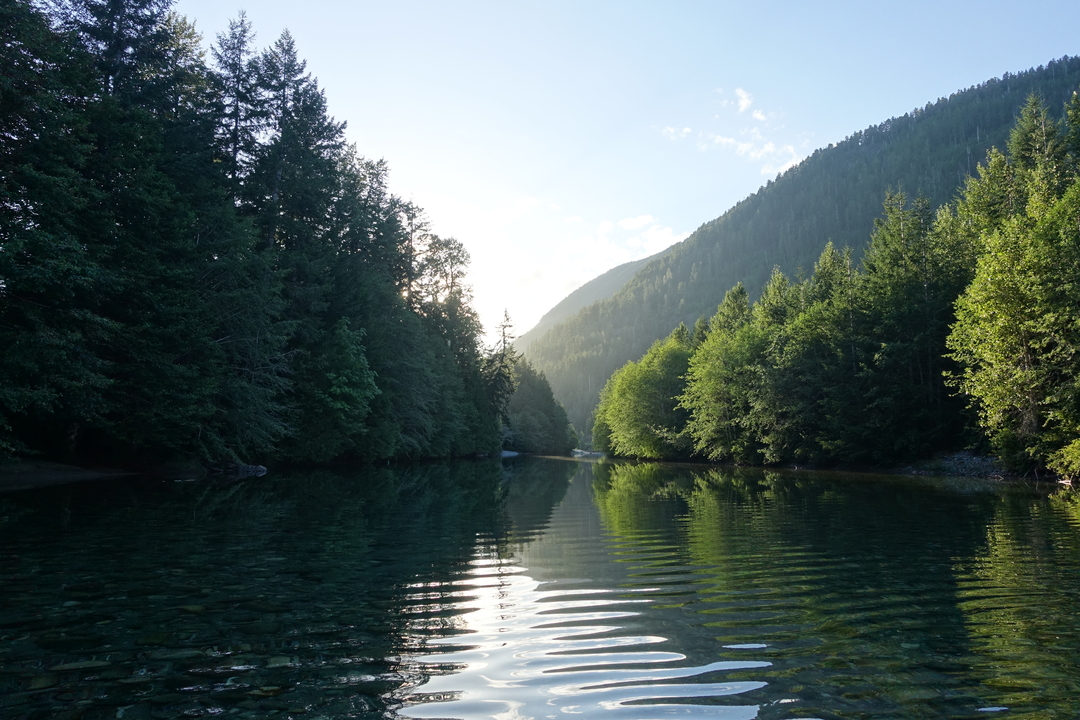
left=174, top=0, right=1080, bottom=341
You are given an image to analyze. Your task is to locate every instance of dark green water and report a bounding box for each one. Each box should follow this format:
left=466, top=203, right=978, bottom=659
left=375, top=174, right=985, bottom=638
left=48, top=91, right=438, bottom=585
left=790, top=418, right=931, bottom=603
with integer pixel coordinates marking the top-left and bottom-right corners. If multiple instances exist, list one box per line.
left=1, top=459, right=1079, bottom=719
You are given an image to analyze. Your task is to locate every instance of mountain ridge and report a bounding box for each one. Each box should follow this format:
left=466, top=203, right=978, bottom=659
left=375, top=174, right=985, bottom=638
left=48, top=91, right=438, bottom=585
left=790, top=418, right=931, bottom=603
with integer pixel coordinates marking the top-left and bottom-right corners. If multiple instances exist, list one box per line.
left=523, top=56, right=1080, bottom=436
left=516, top=252, right=662, bottom=351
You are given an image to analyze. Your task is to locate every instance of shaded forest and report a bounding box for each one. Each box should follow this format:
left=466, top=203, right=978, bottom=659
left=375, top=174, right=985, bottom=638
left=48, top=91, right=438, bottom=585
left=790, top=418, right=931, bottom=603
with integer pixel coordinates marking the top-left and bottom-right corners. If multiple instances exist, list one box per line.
left=524, top=57, right=1080, bottom=437
left=1, top=0, right=572, bottom=466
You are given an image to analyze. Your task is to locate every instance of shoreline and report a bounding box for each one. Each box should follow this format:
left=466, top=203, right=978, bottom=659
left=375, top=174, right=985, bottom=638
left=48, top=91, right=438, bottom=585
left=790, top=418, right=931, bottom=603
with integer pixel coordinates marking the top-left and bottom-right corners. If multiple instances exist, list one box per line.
left=3, top=451, right=1068, bottom=495
left=0, top=461, right=134, bottom=494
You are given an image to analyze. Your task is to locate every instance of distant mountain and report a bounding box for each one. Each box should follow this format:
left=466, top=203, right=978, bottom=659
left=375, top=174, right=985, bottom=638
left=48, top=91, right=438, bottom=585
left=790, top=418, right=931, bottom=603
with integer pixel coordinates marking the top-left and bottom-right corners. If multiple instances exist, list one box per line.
left=515, top=253, right=661, bottom=351
left=524, top=56, right=1080, bottom=437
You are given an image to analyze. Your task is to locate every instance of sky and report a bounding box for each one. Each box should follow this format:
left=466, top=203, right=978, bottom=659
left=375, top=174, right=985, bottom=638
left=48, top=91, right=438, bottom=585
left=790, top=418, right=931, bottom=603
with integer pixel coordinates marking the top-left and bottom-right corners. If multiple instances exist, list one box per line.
left=172, top=0, right=1080, bottom=342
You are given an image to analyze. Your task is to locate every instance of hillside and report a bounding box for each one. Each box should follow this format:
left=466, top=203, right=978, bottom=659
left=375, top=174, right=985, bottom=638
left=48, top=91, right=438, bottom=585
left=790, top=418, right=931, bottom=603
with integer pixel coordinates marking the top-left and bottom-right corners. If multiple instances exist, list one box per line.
left=523, top=57, right=1080, bottom=437
left=516, top=253, right=660, bottom=351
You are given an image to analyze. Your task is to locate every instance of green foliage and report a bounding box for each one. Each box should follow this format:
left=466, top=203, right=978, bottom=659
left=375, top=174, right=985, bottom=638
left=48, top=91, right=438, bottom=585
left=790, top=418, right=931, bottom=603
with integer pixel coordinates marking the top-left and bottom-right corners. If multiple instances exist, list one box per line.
left=525, top=58, right=1080, bottom=437
left=949, top=178, right=1080, bottom=475
left=0, top=0, right=106, bottom=455
left=1008, top=94, right=1066, bottom=174
left=0, top=2, right=501, bottom=466
left=505, top=359, right=576, bottom=455
left=854, top=193, right=975, bottom=461
left=284, top=319, right=379, bottom=463
left=532, top=71, right=1080, bottom=475
left=637, top=191, right=978, bottom=467
left=749, top=248, right=860, bottom=464
left=210, top=11, right=260, bottom=186
left=603, top=90, right=1080, bottom=475
left=681, top=311, right=764, bottom=463
left=1065, top=92, right=1080, bottom=176
left=594, top=326, right=693, bottom=459
left=481, top=311, right=519, bottom=426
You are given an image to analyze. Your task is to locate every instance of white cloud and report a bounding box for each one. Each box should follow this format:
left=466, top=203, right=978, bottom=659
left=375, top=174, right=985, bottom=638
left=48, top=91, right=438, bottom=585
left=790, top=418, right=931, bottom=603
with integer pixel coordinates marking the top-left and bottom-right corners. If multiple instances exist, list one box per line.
left=564, top=214, right=583, bottom=223
left=699, top=128, right=805, bottom=175
left=752, top=109, right=766, bottom=121
left=698, top=132, right=738, bottom=151
left=760, top=147, right=801, bottom=176
left=629, top=224, right=690, bottom=255
left=662, top=126, right=692, bottom=140
left=735, top=88, right=753, bottom=112
left=618, top=214, right=656, bottom=230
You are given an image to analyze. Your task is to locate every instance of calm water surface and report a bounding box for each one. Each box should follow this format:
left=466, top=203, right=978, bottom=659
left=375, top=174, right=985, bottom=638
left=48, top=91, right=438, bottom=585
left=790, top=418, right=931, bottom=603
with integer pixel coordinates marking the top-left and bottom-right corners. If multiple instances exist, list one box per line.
left=1, top=458, right=1079, bottom=719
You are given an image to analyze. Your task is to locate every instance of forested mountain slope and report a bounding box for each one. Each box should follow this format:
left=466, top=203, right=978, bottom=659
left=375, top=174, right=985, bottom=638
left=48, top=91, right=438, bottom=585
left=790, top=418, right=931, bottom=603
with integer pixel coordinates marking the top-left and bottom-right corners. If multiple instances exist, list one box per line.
left=516, top=253, right=659, bottom=350
left=524, top=57, right=1080, bottom=436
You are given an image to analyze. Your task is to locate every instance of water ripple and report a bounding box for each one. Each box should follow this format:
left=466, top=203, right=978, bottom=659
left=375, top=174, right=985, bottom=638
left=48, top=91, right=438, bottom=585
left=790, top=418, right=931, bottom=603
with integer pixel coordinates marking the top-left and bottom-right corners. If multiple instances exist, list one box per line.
left=397, top=547, right=769, bottom=719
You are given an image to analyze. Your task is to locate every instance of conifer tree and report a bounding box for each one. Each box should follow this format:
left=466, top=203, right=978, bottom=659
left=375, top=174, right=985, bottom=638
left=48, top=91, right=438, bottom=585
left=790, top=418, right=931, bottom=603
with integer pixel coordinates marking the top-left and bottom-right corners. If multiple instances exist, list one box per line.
left=59, top=0, right=173, bottom=100
left=1064, top=91, right=1080, bottom=178
left=948, top=98, right=1080, bottom=475
left=680, top=283, right=757, bottom=463
left=0, top=0, right=106, bottom=455
left=482, top=312, right=520, bottom=426
left=211, top=11, right=261, bottom=187
left=596, top=324, right=693, bottom=459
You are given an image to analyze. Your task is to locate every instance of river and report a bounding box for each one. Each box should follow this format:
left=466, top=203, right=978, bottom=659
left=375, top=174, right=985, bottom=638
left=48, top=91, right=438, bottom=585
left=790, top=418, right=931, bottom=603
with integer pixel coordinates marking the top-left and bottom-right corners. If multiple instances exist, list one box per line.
left=1, top=458, right=1078, bottom=719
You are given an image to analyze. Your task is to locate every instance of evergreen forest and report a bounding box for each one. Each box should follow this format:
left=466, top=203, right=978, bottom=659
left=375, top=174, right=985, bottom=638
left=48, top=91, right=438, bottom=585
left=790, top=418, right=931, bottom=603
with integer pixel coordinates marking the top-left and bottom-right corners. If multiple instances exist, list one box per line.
left=522, top=58, right=1080, bottom=439
left=593, top=93, right=1080, bottom=477
left=0, top=0, right=572, bottom=466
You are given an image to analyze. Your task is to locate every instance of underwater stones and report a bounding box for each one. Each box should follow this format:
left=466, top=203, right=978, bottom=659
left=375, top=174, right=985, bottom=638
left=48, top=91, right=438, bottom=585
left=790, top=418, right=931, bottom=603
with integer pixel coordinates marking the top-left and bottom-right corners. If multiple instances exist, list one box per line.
left=50, top=660, right=112, bottom=671
left=28, top=672, right=58, bottom=689
left=246, top=686, right=285, bottom=697
left=115, top=703, right=153, bottom=719
left=147, top=649, right=205, bottom=660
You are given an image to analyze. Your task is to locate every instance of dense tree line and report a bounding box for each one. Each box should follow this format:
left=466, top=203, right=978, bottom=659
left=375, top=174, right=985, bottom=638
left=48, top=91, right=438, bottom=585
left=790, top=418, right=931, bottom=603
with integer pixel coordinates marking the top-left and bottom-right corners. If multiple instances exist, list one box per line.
left=0, top=0, right=523, bottom=465
left=525, top=58, right=1080, bottom=438
left=595, top=93, right=1080, bottom=477
left=503, top=358, right=577, bottom=455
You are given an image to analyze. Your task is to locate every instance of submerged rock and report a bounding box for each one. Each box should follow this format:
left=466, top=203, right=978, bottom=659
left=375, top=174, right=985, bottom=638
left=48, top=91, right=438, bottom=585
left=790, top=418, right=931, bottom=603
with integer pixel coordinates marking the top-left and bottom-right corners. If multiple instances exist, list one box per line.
left=28, top=673, right=58, bottom=690
left=50, top=660, right=111, bottom=671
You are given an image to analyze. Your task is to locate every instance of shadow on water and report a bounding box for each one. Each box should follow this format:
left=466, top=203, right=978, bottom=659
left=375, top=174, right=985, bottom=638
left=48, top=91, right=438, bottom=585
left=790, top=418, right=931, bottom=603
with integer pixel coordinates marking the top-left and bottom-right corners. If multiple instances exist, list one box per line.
left=499, top=456, right=577, bottom=543
left=0, top=460, right=522, bottom=719
left=1, top=458, right=1079, bottom=719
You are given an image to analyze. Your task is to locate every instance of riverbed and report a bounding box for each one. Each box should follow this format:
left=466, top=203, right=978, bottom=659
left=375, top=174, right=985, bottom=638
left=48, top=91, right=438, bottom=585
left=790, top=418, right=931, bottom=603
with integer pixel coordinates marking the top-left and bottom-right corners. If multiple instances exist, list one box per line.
left=1, top=458, right=1078, bottom=718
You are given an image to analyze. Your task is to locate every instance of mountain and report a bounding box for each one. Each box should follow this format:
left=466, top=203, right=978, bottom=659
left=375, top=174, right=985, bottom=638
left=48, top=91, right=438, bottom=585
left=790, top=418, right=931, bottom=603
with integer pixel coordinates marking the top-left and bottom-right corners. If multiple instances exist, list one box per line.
left=523, top=56, right=1080, bottom=437
left=515, top=253, right=661, bottom=351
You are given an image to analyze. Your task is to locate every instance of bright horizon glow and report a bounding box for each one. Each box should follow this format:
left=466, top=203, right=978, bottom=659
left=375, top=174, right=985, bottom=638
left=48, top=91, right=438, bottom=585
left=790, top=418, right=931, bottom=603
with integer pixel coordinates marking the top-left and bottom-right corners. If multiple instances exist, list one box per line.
left=172, top=0, right=1080, bottom=344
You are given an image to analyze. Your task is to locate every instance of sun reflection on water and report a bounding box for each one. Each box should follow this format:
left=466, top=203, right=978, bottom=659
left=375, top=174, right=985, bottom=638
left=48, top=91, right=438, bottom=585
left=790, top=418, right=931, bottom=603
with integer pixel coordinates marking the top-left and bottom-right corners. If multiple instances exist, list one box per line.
left=397, top=540, right=769, bottom=719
